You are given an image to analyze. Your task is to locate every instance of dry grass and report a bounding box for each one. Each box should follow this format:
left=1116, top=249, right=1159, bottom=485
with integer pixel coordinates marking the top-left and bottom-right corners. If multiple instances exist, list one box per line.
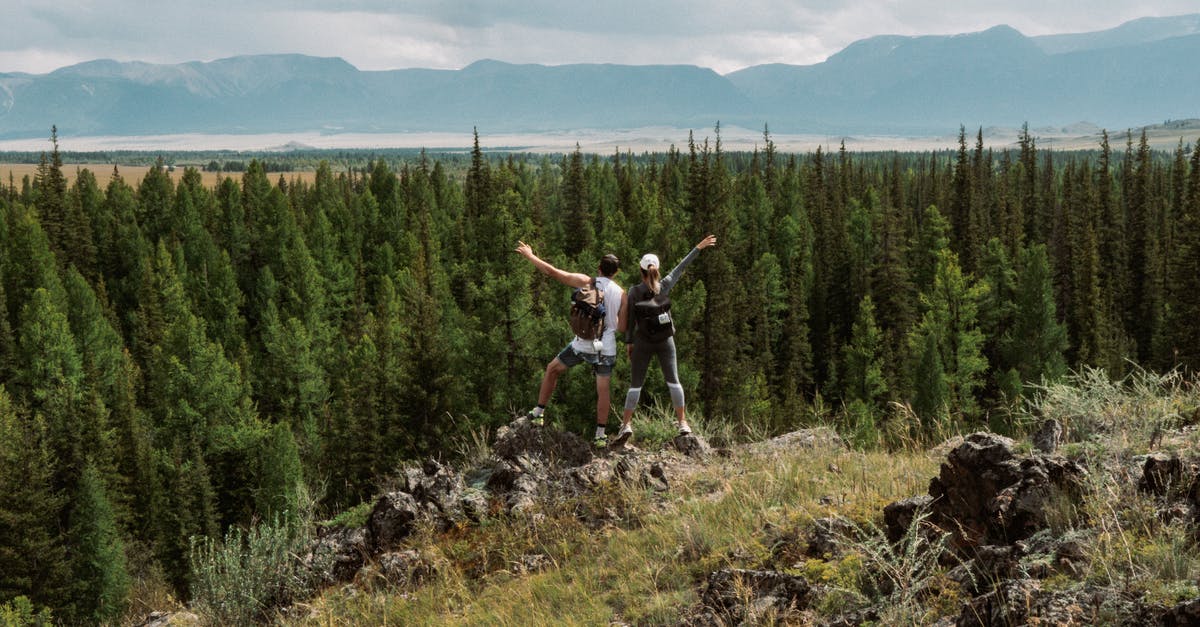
left=287, top=439, right=940, bottom=626
left=0, top=163, right=319, bottom=189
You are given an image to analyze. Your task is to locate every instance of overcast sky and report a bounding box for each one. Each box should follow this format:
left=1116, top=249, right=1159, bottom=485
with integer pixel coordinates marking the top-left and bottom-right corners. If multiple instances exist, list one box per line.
left=2, top=1, right=1197, bottom=75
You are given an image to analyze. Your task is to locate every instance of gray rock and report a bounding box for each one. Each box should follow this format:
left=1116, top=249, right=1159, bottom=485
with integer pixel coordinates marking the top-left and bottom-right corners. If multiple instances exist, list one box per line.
left=673, top=432, right=713, bottom=459
left=138, top=611, right=200, bottom=627
left=926, top=432, right=1087, bottom=549
left=1032, top=418, right=1063, bottom=453
left=701, top=568, right=812, bottom=623
left=305, top=525, right=368, bottom=584
left=368, top=491, right=420, bottom=551
left=883, top=495, right=934, bottom=543
left=377, top=549, right=437, bottom=587
left=806, top=517, right=857, bottom=558
left=1138, top=453, right=1184, bottom=496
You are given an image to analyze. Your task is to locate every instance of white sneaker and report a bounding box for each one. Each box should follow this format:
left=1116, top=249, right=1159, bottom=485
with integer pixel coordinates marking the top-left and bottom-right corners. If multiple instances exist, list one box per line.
left=612, top=423, right=633, bottom=446
left=677, top=421, right=692, bottom=435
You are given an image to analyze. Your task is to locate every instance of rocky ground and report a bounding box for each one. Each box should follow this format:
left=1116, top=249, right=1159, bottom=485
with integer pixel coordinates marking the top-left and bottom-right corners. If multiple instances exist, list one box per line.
left=141, top=415, right=1200, bottom=625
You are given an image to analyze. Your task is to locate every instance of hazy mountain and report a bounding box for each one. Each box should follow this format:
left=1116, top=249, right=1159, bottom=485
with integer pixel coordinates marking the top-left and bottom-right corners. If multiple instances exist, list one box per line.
left=1033, top=13, right=1200, bottom=54
left=1, top=15, right=1198, bottom=139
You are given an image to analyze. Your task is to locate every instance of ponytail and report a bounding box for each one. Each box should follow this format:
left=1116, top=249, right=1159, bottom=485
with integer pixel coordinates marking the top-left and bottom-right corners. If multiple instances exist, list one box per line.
left=643, top=266, right=661, bottom=295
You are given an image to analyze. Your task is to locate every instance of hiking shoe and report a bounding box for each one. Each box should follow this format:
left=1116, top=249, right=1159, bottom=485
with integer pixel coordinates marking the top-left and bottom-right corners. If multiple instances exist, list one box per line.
left=524, top=410, right=544, bottom=427
left=612, top=423, right=633, bottom=447
left=593, top=434, right=609, bottom=448
left=677, top=421, right=692, bottom=435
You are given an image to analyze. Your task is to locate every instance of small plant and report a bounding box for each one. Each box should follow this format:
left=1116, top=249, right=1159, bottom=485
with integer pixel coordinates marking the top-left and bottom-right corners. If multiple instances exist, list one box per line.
left=0, top=597, right=52, bottom=627
left=322, top=501, right=373, bottom=529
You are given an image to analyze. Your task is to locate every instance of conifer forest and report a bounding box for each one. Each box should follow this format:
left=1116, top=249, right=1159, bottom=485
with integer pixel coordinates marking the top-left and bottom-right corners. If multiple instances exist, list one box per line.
left=2, top=124, right=1200, bottom=622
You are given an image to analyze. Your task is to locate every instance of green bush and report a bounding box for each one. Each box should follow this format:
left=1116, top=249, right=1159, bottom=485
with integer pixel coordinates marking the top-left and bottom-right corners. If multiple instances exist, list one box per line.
left=0, top=597, right=52, bottom=627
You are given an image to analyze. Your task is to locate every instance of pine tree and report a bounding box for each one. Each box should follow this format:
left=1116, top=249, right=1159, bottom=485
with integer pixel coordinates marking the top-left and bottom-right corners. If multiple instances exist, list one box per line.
left=256, top=422, right=304, bottom=520
left=66, top=464, right=130, bottom=624
left=1005, top=244, right=1068, bottom=391
left=0, top=387, right=70, bottom=610
left=1165, top=138, right=1200, bottom=370
left=908, top=249, right=988, bottom=420
left=841, top=295, right=887, bottom=409
left=32, top=127, right=69, bottom=260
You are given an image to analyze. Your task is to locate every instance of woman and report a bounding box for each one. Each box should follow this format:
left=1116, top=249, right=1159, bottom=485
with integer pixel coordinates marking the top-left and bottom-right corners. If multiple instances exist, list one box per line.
left=614, top=234, right=717, bottom=446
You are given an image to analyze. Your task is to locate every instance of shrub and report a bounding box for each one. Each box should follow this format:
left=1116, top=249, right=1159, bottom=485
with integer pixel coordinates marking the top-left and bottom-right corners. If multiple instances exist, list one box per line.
left=189, top=488, right=323, bottom=625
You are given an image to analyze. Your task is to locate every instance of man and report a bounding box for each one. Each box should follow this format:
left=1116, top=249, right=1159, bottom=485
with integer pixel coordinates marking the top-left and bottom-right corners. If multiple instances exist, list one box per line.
left=515, top=240, right=626, bottom=447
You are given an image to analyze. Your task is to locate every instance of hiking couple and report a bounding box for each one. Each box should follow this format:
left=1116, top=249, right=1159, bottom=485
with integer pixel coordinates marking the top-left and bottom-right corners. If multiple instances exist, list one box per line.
left=514, top=234, right=718, bottom=447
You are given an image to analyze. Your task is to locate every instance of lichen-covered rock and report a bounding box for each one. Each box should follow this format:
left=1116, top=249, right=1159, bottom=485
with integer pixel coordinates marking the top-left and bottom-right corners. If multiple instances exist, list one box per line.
left=368, top=491, right=420, bottom=551
left=1032, top=418, right=1063, bottom=453
left=306, top=525, right=369, bottom=584
left=377, top=549, right=438, bottom=587
left=956, top=580, right=1152, bottom=626
left=138, top=611, right=200, bottom=627
left=700, top=568, right=813, bottom=624
left=492, top=418, right=593, bottom=467
left=673, top=433, right=713, bottom=459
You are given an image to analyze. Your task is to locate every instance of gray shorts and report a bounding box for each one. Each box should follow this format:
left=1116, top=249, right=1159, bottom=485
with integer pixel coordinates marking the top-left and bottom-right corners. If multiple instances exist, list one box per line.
left=555, top=344, right=615, bottom=377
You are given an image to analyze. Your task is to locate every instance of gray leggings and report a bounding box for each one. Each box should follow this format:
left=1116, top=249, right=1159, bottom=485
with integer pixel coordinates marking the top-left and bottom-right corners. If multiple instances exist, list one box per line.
left=623, top=337, right=685, bottom=410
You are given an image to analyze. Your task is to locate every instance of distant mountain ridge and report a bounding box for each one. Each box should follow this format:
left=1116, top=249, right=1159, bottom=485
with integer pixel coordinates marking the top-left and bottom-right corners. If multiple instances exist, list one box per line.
left=1, top=14, right=1198, bottom=139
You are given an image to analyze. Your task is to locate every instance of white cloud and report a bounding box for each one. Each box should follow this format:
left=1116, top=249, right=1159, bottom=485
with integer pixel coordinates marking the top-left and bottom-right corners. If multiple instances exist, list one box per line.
left=1, top=0, right=1198, bottom=74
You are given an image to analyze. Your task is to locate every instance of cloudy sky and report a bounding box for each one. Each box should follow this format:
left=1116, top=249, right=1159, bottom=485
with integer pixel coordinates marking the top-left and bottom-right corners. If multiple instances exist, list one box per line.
left=2, top=0, right=1197, bottom=75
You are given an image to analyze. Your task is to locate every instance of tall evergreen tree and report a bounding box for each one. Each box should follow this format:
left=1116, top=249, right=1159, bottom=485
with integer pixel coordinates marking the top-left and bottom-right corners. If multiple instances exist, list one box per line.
left=1005, top=244, right=1068, bottom=391
left=0, top=388, right=70, bottom=611
left=66, top=464, right=130, bottom=624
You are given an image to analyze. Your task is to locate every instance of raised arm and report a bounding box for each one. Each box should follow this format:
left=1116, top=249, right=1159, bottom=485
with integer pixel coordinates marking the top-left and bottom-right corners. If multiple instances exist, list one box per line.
left=515, top=240, right=590, bottom=288
left=660, top=234, right=717, bottom=296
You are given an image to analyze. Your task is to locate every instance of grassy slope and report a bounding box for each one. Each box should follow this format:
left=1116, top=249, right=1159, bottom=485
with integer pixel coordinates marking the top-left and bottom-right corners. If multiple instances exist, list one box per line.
left=291, top=444, right=939, bottom=625
left=282, top=367, right=1200, bottom=625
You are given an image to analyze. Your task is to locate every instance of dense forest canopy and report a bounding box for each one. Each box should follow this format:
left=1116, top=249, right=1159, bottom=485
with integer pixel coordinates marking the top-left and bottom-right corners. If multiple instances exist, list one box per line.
left=1, top=124, right=1199, bottom=621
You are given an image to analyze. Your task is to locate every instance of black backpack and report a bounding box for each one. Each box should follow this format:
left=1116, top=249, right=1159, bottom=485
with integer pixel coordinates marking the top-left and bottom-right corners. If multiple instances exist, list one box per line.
left=632, top=285, right=673, bottom=343
left=569, top=278, right=607, bottom=341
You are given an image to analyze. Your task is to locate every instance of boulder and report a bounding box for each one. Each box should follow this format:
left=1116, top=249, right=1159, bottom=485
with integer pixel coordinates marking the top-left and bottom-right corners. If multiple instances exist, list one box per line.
left=492, top=419, right=592, bottom=468
left=1138, top=453, right=1184, bottom=496
left=926, top=432, right=1087, bottom=549
left=376, top=549, right=438, bottom=588
left=305, top=525, right=369, bottom=584
left=368, top=492, right=420, bottom=551
left=1160, top=597, right=1200, bottom=626
left=957, top=580, right=1152, bottom=626
left=673, top=433, right=713, bottom=459
left=806, top=517, right=858, bottom=558
left=1032, top=418, right=1063, bottom=454
left=883, top=495, right=934, bottom=543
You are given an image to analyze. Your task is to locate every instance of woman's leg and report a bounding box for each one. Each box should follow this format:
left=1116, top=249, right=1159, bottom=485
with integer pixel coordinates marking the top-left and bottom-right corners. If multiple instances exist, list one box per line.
left=622, top=341, right=652, bottom=424
left=658, top=338, right=689, bottom=428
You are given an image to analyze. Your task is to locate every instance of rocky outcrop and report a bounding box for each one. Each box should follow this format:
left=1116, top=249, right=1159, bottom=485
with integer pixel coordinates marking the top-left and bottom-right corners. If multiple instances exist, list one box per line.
left=1161, top=597, right=1200, bottom=626
left=956, top=579, right=1154, bottom=626
left=307, top=417, right=729, bottom=589
left=926, top=432, right=1088, bottom=549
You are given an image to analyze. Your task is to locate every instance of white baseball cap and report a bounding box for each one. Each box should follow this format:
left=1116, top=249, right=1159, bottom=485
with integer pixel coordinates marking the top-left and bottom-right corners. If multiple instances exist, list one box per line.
left=639, top=253, right=659, bottom=270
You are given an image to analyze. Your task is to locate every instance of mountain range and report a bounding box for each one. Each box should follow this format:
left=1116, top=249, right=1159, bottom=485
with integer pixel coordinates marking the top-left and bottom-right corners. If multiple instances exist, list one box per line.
left=1, top=14, right=1198, bottom=139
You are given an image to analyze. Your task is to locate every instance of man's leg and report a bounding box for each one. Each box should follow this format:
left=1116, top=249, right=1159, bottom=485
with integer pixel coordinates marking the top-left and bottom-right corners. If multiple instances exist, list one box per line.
left=538, top=358, right=568, bottom=406
left=595, top=374, right=611, bottom=426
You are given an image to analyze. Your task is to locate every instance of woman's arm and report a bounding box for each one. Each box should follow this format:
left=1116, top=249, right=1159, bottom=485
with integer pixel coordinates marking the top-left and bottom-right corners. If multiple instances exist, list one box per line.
left=515, top=240, right=590, bottom=288
left=660, top=234, right=717, bottom=296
